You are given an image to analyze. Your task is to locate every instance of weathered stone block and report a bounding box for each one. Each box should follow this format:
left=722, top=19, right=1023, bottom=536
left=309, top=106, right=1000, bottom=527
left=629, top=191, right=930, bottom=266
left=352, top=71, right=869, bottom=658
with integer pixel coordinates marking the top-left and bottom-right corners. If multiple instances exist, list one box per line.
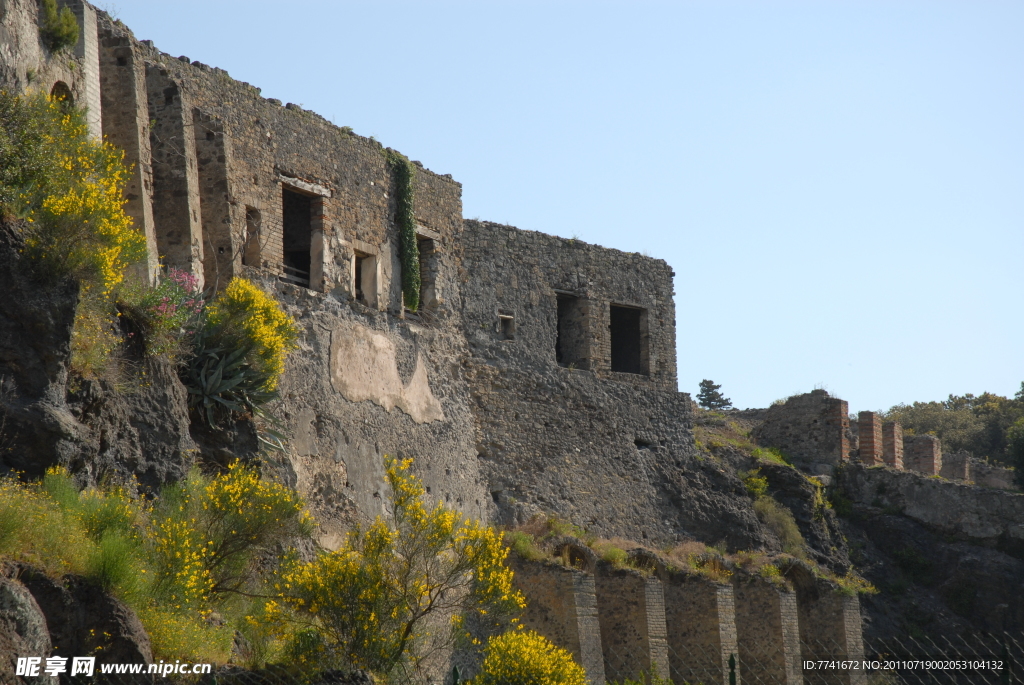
left=882, top=421, right=903, bottom=470
left=734, top=581, right=802, bottom=685
left=510, top=557, right=605, bottom=685
left=858, top=412, right=883, bottom=466
left=595, top=563, right=669, bottom=683
left=752, top=390, right=850, bottom=467
left=663, top=574, right=739, bottom=685
left=904, top=435, right=942, bottom=475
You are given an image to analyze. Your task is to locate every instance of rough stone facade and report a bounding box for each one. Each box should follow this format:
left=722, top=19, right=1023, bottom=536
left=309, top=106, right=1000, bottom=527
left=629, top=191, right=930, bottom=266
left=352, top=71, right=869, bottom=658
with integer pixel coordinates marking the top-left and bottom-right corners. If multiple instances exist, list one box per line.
left=751, top=390, right=850, bottom=473
left=903, top=435, right=942, bottom=476
left=733, top=581, right=803, bottom=685
left=661, top=573, right=739, bottom=685
left=0, top=4, right=876, bottom=677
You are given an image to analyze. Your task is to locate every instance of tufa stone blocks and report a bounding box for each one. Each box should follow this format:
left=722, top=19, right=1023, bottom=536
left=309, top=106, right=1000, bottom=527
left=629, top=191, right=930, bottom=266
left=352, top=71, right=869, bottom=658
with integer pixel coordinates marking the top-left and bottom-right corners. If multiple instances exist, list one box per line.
left=662, top=575, right=740, bottom=685
left=734, top=581, right=803, bottom=685
left=752, top=390, right=850, bottom=469
left=595, top=563, right=670, bottom=683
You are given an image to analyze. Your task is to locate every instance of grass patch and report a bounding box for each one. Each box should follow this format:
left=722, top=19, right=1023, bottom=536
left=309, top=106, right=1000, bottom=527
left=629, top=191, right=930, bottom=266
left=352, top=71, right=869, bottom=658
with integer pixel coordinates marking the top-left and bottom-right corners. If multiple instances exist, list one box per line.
left=753, top=496, right=808, bottom=560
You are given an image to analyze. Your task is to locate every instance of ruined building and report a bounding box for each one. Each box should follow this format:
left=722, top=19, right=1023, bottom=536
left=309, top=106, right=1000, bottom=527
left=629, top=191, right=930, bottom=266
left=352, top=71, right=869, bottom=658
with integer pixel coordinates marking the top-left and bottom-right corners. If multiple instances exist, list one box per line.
left=3, top=2, right=1024, bottom=682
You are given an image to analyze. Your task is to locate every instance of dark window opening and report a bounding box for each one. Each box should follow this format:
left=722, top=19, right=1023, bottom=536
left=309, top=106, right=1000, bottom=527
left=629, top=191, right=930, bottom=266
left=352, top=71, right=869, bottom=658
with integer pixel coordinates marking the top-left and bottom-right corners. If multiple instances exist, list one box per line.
left=610, top=304, right=647, bottom=375
left=556, top=294, right=587, bottom=368
left=241, top=207, right=261, bottom=267
left=353, top=252, right=376, bottom=305
left=50, top=81, right=73, bottom=107
left=282, top=188, right=311, bottom=287
left=498, top=313, right=515, bottom=340
left=417, top=237, right=437, bottom=310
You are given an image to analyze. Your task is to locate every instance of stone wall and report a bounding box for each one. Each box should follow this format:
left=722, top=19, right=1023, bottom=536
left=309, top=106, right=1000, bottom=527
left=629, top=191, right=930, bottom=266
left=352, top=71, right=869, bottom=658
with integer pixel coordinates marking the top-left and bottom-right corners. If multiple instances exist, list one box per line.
left=840, top=463, right=1024, bottom=555
left=882, top=421, right=903, bottom=469
left=594, top=563, right=669, bottom=682
left=733, top=581, right=803, bottom=685
left=509, top=557, right=605, bottom=684
left=857, top=412, right=883, bottom=466
left=904, top=435, right=942, bottom=476
left=751, top=390, right=851, bottom=471
left=661, top=573, right=739, bottom=685
left=939, top=450, right=970, bottom=481
left=970, top=459, right=1018, bottom=491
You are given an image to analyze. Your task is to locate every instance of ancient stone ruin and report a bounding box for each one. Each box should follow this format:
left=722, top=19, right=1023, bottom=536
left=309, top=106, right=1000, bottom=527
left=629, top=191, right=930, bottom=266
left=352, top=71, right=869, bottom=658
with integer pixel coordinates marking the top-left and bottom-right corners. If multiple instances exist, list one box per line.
left=4, top=1, right=1024, bottom=682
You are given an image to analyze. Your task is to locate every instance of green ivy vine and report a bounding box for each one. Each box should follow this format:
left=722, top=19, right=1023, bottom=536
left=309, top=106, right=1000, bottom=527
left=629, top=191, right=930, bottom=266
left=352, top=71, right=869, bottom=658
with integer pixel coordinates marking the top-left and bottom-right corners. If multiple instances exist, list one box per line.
left=384, top=150, right=420, bottom=311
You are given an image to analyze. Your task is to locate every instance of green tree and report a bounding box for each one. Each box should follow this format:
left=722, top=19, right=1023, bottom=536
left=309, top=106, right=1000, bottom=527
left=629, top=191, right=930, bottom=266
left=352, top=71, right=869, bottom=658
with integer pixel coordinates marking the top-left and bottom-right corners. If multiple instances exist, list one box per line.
left=697, top=379, right=732, bottom=410
left=1007, top=417, right=1024, bottom=488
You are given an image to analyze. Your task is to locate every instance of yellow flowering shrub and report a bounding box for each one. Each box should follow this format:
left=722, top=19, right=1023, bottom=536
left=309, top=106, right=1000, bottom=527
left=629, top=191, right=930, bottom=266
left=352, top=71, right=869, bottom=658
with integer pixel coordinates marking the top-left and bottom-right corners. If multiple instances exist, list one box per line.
left=470, top=629, right=587, bottom=685
left=278, top=457, right=525, bottom=677
left=205, top=277, right=299, bottom=392
left=0, top=90, right=146, bottom=291
left=0, top=463, right=313, bottom=664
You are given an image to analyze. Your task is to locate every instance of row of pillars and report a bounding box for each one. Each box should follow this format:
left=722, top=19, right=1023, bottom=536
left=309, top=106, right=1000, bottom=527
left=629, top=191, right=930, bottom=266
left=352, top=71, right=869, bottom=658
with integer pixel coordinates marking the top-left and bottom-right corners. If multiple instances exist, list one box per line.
left=857, top=411, right=942, bottom=475
left=510, top=550, right=865, bottom=685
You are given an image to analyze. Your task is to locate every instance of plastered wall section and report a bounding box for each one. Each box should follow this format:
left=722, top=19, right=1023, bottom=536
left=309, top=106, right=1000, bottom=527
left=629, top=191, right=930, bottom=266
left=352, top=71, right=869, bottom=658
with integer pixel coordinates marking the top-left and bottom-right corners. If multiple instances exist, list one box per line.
left=595, top=563, right=669, bottom=683
left=509, top=558, right=605, bottom=685
left=662, top=574, right=739, bottom=685
left=752, top=391, right=850, bottom=469
left=734, top=582, right=802, bottom=685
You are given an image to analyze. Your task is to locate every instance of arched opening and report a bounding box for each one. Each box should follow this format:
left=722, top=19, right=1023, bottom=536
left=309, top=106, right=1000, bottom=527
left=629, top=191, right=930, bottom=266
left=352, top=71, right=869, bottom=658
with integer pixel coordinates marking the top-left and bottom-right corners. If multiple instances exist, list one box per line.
left=49, top=81, right=73, bottom=107
left=553, top=541, right=596, bottom=573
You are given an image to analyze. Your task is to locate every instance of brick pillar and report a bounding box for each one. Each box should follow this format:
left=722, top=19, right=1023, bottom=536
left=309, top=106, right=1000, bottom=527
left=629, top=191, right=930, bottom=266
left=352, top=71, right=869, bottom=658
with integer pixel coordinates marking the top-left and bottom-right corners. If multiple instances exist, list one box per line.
left=510, top=558, right=606, bottom=685
left=857, top=412, right=883, bottom=466
left=795, top=583, right=867, bottom=685
left=734, top=582, right=802, bottom=685
left=596, top=564, right=669, bottom=683
left=663, top=576, right=739, bottom=685
left=904, top=435, right=942, bottom=475
left=882, top=422, right=904, bottom=470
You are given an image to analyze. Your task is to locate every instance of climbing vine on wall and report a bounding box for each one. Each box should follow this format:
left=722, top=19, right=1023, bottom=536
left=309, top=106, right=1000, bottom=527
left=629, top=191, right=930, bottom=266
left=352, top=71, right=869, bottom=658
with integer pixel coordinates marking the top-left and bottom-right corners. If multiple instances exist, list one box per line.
left=384, top=150, right=420, bottom=311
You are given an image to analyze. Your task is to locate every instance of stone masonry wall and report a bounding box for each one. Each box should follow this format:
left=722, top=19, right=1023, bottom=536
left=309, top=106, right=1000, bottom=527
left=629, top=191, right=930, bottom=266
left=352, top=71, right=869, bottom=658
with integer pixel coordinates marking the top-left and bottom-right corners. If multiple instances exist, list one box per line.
left=595, top=563, right=669, bottom=683
left=882, top=421, right=903, bottom=470
left=904, top=435, right=942, bottom=476
left=734, top=581, right=803, bottom=685
left=751, top=390, right=850, bottom=471
left=662, top=573, right=739, bottom=685
left=857, top=412, right=883, bottom=466
left=840, top=463, right=1024, bottom=555
left=509, top=558, right=605, bottom=685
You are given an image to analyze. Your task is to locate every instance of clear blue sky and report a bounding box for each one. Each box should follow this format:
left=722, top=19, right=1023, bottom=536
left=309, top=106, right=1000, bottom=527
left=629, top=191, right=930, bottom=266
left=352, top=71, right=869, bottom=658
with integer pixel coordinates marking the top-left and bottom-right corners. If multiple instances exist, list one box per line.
left=104, top=0, right=1024, bottom=412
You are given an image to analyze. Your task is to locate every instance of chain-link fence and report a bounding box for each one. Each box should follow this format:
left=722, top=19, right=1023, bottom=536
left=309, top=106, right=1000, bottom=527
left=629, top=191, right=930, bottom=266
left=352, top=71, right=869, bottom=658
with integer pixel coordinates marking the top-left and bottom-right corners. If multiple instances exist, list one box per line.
left=18, top=631, right=1022, bottom=685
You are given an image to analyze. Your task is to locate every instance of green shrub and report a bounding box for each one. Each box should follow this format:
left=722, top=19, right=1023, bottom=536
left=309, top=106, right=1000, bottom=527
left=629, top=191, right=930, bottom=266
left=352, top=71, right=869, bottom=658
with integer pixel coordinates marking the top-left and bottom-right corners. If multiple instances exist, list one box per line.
left=39, top=0, right=79, bottom=52
left=117, top=268, right=204, bottom=358
left=509, top=531, right=545, bottom=561
left=384, top=151, right=419, bottom=311
left=740, top=469, right=769, bottom=498
left=753, top=496, right=807, bottom=559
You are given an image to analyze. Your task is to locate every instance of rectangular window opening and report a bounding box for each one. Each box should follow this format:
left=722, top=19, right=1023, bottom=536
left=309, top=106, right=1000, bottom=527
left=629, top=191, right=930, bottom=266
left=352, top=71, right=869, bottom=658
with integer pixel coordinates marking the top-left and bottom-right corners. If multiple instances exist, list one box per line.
left=241, top=207, right=262, bottom=267
left=556, top=294, right=587, bottom=368
left=610, top=304, right=648, bottom=375
left=353, top=251, right=377, bottom=306
left=417, top=237, right=437, bottom=310
left=281, top=187, right=312, bottom=288
left=498, top=312, right=515, bottom=340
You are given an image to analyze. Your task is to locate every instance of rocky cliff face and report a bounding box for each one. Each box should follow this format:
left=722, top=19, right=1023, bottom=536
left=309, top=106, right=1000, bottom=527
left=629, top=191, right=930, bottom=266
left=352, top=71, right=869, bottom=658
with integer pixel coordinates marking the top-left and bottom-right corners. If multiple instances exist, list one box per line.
left=0, top=220, right=198, bottom=489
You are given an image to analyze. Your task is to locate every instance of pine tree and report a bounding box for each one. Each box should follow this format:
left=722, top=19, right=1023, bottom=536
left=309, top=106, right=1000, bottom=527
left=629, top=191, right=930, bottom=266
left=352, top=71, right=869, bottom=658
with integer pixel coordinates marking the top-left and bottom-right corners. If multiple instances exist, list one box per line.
left=697, top=379, right=732, bottom=410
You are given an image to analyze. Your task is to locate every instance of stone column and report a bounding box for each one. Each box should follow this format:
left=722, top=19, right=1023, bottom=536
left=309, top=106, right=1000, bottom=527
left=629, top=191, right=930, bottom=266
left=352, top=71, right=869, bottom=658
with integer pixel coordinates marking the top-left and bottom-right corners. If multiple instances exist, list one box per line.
left=663, top=575, right=739, bottom=685
left=904, top=435, right=942, bottom=475
left=795, top=583, right=867, bottom=685
left=510, top=558, right=606, bottom=685
left=98, top=22, right=159, bottom=282
left=734, top=581, right=802, bottom=685
left=193, top=110, right=240, bottom=293
left=66, top=0, right=102, bottom=139
left=146, top=64, right=204, bottom=286
left=596, top=564, right=669, bottom=683
left=882, top=422, right=904, bottom=470
left=858, top=412, right=883, bottom=466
